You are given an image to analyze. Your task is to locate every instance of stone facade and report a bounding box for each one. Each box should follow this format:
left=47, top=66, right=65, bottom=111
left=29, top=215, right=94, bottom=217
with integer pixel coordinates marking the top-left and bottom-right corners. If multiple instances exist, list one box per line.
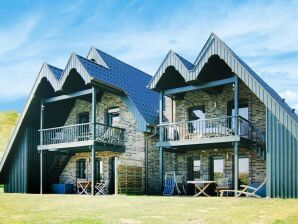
left=59, top=92, right=146, bottom=191
left=147, top=80, right=267, bottom=194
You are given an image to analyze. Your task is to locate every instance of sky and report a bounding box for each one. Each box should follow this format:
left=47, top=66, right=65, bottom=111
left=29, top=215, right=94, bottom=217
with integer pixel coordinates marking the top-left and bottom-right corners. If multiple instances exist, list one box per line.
left=0, top=0, right=298, bottom=113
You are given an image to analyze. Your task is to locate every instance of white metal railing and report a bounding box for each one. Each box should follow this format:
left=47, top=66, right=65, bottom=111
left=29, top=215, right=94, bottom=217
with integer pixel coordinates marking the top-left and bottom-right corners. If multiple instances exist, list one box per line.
left=39, top=123, right=125, bottom=146
left=159, top=116, right=265, bottom=145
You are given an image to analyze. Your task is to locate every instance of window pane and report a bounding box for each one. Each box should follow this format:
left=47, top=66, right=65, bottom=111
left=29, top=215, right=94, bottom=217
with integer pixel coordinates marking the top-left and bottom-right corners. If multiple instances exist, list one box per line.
left=107, top=108, right=120, bottom=126
left=193, top=160, right=201, bottom=179
left=239, top=157, right=250, bottom=185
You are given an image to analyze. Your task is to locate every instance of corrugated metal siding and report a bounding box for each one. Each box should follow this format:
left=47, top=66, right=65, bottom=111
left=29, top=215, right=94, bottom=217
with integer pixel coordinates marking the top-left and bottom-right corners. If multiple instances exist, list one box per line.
left=266, top=109, right=298, bottom=198
left=4, top=129, right=29, bottom=193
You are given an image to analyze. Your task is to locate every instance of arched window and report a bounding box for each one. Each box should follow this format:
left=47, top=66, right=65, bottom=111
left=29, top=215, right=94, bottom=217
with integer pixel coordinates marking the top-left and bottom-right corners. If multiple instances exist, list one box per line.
left=107, top=107, right=120, bottom=127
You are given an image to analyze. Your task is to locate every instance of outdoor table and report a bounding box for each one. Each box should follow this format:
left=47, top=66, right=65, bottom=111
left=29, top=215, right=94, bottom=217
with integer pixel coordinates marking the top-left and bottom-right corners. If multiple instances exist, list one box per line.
left=187, top=180, right=216, bottom=197
left=77, top=179, right=91, bottom=195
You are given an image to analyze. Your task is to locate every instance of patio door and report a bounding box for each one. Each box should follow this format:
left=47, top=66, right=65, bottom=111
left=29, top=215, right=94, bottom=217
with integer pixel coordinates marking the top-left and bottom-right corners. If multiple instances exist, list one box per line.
left=209, top=156, right=224, bottom=181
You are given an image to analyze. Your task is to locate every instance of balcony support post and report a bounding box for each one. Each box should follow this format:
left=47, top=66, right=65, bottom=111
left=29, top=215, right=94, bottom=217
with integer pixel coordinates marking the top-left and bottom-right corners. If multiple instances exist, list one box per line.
left=40, top=98, right=44, bottom=194
left=91, top=87, right=97, bottom=196
left=159, top=90, right=164, bottom=194
left=233, top=76, right=239, bottom=196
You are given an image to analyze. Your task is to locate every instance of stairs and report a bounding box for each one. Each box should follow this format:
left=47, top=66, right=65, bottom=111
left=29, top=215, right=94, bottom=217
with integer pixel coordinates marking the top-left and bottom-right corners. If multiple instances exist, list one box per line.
left=46, top=153, right=72, bottom=185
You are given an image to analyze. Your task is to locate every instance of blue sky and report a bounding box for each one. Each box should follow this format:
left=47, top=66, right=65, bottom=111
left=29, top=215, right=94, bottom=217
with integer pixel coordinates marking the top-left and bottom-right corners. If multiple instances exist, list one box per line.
left=0, top=0, right=298, bottom=112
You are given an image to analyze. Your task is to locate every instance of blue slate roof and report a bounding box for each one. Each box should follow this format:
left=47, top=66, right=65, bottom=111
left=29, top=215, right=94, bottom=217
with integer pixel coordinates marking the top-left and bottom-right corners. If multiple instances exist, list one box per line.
left=225, top=45, right=298, bottom=123
left=77, top=50, right=159, bottom=125
left=48, top=64, right=63, bottom=80
left=175, top=53, right=195, bottom=70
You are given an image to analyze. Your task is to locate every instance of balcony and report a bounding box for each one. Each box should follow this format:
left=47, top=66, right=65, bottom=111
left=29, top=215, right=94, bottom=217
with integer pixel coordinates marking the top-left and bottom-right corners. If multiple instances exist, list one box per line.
left=157, top=116, right=265, bottom=148
left=38, top=123, right=125, bottom=151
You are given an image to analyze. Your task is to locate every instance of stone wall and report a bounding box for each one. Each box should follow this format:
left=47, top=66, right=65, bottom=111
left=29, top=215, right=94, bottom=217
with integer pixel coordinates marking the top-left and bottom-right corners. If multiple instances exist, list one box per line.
left=59, top=92, right=146, bottom=190
left=174, top=80, right=266, bottom=132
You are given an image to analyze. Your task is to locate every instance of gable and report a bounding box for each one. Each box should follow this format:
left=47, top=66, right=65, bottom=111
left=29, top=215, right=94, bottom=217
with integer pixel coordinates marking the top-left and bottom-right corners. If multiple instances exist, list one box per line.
left=149, top=33, right=298, bottom=131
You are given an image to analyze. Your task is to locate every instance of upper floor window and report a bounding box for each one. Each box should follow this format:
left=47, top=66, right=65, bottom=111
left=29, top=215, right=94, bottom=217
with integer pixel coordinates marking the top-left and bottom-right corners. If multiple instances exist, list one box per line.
left=188, top=106, right=205, bottom=133
left=189, top=106, right=206, bottom=121
left=107, top=107, right=120, bottom=127
left=78, top=112, right=89, bottom=124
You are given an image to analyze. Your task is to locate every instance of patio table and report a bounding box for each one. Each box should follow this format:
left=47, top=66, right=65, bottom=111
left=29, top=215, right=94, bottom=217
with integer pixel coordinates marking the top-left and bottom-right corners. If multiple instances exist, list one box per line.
left=187, top=180, right=216, bottom=197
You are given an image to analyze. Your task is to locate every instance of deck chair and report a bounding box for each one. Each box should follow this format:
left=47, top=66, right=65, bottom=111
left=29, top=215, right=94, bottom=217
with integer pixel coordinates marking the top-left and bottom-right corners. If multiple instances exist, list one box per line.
left=220, top=177, right=267, bottom=198
left=163, top=172, right=176, bottom=196
left=175, top=175, right=187, bottom=195
left=95, top=178, right=110, bottom=195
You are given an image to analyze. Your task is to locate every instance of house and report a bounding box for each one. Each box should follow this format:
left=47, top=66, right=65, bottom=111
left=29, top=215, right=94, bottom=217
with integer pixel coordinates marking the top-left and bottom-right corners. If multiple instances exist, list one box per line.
left=0, top=33, right=297, bottom=198
left=147, top=33, right=298, bottom=198
left=0, top=47, right=159, bottom=195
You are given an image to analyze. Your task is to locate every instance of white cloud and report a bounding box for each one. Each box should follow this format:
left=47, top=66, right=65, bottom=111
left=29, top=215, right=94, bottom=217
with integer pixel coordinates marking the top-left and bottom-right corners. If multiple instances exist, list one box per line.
left=280, top=91, right=298, bottom=111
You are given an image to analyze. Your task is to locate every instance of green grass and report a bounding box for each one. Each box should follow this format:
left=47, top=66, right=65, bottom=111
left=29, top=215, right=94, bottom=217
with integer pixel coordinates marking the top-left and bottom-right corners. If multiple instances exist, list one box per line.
left=0, top=112, right=19, bottom=158
left=0, top=193, right=297, bottom=224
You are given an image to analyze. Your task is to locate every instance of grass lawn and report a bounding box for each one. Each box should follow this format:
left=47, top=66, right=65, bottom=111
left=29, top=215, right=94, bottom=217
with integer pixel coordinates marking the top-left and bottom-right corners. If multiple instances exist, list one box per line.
left=0, top=193, right=297, bottom=224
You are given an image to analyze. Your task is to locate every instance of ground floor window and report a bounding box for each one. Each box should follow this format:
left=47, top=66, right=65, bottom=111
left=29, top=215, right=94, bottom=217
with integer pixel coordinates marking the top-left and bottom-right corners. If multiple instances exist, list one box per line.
left=239, top=157, right=250, bottom=185
left=77, top=159, right=86, bottom=179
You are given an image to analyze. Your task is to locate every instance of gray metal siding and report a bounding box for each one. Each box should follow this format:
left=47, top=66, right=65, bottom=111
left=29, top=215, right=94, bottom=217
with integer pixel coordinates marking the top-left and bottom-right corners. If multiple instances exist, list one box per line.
left=4, top=129, right=28, bottom=193
left=4, top=128, right=39, bottom=193
left=266, top=109, right=298, bottom=198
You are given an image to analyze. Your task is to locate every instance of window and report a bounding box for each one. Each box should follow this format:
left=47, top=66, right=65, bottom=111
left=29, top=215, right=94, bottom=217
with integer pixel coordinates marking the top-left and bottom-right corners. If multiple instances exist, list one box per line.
left=239, top=157, right=250, bottom=185
left=193, top=159, right=201, bottom=179
left=107, top=107, right=120, bottom=127
left=228, top=101, right=249, bottom=136
left=95, top=159, right=103, bottom=181
left=188, top=106, right=205, bottom=133
left=78, top=112, right=89, bottom=124
left=77, top=159, right=86, bottom=179
left=211, top=157, right=225, bottom=181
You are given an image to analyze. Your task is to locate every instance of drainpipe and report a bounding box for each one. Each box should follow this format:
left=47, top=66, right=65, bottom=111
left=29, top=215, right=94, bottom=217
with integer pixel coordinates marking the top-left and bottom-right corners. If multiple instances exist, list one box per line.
left=145, top=126, right=157, bottom=195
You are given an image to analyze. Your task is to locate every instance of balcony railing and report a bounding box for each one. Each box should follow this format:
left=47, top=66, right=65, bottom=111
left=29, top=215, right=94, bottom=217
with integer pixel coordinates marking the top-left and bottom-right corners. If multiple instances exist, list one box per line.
left=39, top=123, right=125, bottom=146
left=159, top=116, right=265, bottom=145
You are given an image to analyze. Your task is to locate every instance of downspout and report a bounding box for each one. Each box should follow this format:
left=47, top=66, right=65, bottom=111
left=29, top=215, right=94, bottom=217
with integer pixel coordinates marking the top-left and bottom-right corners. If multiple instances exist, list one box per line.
left=145, top=126, right=158, bottom=195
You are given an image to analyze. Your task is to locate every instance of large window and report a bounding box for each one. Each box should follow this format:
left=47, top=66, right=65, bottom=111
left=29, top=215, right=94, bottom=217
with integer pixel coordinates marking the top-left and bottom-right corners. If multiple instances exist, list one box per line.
left=77, top=159, right=86, bottom=179
left=210, top=157, right=225, bottom=181
left=239, top=157, right=250, bottom=185
left=228, top=101, right=249, bottom=136
left=188, top=106, right=205, bottom=133
left=107, top=108, right=120, bottom=127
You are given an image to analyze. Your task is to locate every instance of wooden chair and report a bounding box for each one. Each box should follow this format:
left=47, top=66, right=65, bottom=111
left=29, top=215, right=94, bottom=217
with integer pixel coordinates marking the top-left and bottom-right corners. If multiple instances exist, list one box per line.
left=95, top=178, right=110, bottom=195
left=220, top=177, right=267, bottom=198
left=215, top=178, right=229, bottom=196
left=76, top=179, right=90, bottom=195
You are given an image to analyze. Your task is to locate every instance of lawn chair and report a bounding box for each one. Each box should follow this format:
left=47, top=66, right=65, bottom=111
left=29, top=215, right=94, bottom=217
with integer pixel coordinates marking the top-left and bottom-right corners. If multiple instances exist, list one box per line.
left=175, top=174, right=186, bottom=195
left=220, top=177, right=267, bottom=198
left=95, top=178, right=110, bottom=195
left=163, top=172, right=176, bottom=196
left=215, top=178, right=229, bottom=196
